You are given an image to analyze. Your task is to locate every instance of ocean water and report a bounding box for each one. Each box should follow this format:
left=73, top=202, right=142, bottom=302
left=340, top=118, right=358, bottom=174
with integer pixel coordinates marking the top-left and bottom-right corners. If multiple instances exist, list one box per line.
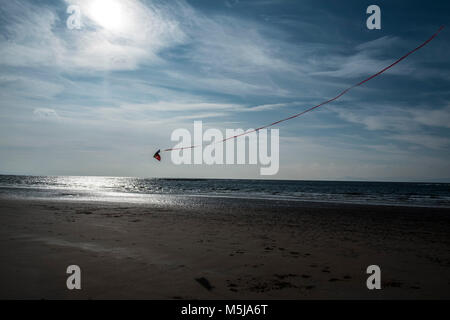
left=0, top=175, right=449, bottom=208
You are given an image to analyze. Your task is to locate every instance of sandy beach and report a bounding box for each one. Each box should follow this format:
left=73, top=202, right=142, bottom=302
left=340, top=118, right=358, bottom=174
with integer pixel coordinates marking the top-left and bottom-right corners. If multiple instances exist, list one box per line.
left=0, top=197, right=448, bottom=299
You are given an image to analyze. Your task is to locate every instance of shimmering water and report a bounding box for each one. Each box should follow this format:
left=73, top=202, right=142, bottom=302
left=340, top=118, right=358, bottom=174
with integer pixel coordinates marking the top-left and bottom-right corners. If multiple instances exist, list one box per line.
left=0, top=175, right=449, bottom=208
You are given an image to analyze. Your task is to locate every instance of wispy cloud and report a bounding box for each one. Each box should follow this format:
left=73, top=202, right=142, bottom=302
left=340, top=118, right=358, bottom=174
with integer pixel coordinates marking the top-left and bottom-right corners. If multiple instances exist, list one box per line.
left=411, top=105, right=450, bottom=128
left=332, top=103, right=450, bottom=151
left=0, top=0, right=185, bottom=71
left=390, top=133, right=450, bottom=150
left=311, top=36, right=412, bottom=78
left=334, top=104, right=450, bottom=131
left=33, top=108, right=60, bottom=121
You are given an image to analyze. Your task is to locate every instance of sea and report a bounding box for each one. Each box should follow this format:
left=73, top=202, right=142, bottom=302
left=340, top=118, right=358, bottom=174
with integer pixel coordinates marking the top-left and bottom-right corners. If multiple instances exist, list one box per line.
left=0, top=175, right=449, bottom=208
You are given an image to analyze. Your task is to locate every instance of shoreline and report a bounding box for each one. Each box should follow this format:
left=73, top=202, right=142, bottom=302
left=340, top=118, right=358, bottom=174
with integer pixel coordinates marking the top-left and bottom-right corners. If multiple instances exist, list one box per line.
left=0, top=197, right=449, bottom=299
left=2, top=191, right=450, bottom=209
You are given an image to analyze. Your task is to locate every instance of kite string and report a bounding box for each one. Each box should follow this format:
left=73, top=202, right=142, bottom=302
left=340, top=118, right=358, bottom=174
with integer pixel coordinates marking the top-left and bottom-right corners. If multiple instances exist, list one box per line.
left=164, top=26, right=444, bottom=152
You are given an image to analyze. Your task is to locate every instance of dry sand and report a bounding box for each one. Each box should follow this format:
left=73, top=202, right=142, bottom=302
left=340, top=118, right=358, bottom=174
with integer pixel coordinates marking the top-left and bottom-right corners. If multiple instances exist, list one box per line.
left=0, top=197, right=449, bottom=299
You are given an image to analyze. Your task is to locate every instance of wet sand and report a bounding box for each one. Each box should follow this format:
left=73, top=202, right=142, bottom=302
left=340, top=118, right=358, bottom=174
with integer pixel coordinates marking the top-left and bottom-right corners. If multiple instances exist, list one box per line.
left=0, top=197, right=449, bottom=299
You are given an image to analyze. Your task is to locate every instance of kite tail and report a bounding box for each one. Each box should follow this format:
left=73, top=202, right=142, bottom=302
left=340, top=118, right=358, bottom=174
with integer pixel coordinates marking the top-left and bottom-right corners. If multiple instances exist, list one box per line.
left=157, top=25, right=444, bottom=156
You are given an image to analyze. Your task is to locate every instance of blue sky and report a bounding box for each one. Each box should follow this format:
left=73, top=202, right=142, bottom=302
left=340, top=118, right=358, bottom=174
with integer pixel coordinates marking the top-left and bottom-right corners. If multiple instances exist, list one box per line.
left=0, top=0, right=449, bottom=181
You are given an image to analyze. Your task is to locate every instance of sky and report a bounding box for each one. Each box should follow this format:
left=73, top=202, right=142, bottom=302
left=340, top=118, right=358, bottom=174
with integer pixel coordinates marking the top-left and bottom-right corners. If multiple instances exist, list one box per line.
left=0, top=0, right=449, bottom=181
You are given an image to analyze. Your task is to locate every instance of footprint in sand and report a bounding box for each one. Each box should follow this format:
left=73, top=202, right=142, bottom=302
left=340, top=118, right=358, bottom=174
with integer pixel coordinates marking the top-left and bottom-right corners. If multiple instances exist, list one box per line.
left=227, top=282, right=239, bottom=292
left=195, top=277, right=214, bottom=291
left=321, top=266, right=331, bottom=273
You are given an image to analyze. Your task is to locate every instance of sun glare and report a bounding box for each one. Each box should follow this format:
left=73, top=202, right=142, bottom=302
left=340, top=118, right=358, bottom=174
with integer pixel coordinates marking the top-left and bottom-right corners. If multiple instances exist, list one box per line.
left=88, top=0, right=125, bottom=32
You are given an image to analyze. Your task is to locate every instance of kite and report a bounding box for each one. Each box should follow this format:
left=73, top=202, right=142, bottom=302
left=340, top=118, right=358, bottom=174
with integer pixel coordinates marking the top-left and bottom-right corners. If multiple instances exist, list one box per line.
left=153, top=26, right=444, bottom=161
left=153, top=149, right=161, bottom=161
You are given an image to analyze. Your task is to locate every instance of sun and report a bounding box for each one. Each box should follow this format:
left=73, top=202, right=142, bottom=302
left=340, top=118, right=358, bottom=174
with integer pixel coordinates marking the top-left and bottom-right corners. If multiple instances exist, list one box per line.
left=88, top=0, right=125, bottom=32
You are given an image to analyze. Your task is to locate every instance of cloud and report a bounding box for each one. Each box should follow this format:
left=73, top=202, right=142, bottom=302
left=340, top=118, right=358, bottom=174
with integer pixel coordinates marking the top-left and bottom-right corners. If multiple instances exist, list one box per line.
left=0, top=75, right=64, bottom=99
left=334, top=104, right=450, bottom=132
left=0, top=0, right=186, bottom=71
left=333, top=103, right=450, bottom=150
left=163, top=70, right=291, bottom=97
left=355, top=36, right=402, bottom=52
left=0, top=0, right=315, bottom=99
left=411, top=105, right=450, bottom=128
left=311, top=36, right=412, bottom=78
left=180, top=11, right=296, bottom=74
left=118, top=101, right=241, bottom=112
left=97, top=100, right=310, bottom=118
left=33, top=108, right=60, bottom=121
left=333, top=105, right=414, bottom=131
left=390, top=133, right=450, bottom=150
left=243, top=101, right=305, bottom=112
